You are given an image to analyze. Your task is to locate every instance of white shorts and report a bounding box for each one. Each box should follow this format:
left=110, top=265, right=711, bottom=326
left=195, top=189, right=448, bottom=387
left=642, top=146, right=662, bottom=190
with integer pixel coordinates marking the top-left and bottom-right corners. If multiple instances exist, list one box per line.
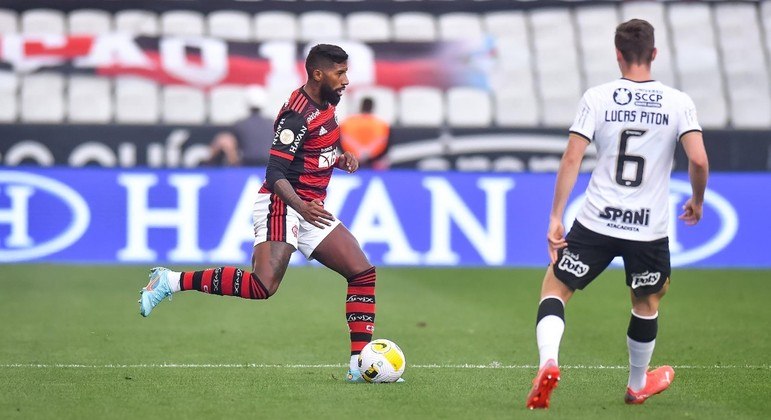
left=252, top=192, right=341, bottom=259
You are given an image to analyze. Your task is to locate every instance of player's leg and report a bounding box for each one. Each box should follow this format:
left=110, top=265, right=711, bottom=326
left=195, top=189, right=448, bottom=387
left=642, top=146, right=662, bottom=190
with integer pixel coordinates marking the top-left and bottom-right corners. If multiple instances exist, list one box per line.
left=527, top=221, right=616, bottom=409
left=622, top=237, right=673, bottom=404
left=308, top=223, right=376, bottom=381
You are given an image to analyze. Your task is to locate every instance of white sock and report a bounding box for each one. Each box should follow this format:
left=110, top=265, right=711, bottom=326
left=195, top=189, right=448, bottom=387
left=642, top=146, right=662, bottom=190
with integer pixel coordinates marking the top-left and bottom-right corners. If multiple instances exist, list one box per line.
left=536, top=315, right=565, bottom=368
left=627, top=337, right=656, bottom=391
left=168, top=271, right=181, bottom=293
left=349, top=355, right=359, bottom=372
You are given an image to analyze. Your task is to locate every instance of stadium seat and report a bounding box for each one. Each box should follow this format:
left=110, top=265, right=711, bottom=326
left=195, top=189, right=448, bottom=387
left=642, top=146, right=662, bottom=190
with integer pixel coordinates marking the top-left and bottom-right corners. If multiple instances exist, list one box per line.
left=207, top=10, right=252, bottom=41
left=483, top=11, right=528, bottom=40
left=398, top=86, right=444, bottom=127
left=21, top=72, right=65, bottom=123
left=299, top=11, right=345, bottom=42
left=209, top=85, right=250, bottom=124
left=346, top=12, right=391, bottom=42
left=392, top=12, right=437, bottom=42
left=668, top=3, right=727, bottom=128
left=67, top=76, right=112, bottom=123
left=115, top=77, right=159, bottom=124
left=715, top=3, right=771, bottom=128
left=456, top=156, right=492, bottom=172
left=438, top=13, right=484, bottom=41
left=162, top=85, right=206, bottom=124
left=348, top=86, right=397, bottom=125
left=68, top=9, right=112, bottom=35
left=620, top=1, right=675, bottom=86
left=529, top=8, right=582, bottom=126
left=161, top=10, right=205, bottom=37
left=494, top=87, right=539, bottom=127
left=21, top=9, right=66, bottom=35
left=254, top=11, right=298, bottom=41
left=575, top=5, right=620, bottom=88
left=446, top=87, right=492, bottom=128
left=0, top=9, right=18, bottom=33
left=0, top=71, right=18, bottom=122
left=114, top=10, right=159, bottom=36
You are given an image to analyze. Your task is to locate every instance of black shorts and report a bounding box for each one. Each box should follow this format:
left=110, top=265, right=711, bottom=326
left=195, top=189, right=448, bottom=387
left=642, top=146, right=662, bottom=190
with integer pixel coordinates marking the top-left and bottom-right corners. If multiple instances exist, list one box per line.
left=552, top=221, right=671, bottom=296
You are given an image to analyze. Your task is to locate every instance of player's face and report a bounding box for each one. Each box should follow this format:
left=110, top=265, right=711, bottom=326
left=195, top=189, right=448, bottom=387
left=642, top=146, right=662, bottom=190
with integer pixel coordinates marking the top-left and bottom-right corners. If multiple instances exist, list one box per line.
left=320, top=61, right=349, bottom=106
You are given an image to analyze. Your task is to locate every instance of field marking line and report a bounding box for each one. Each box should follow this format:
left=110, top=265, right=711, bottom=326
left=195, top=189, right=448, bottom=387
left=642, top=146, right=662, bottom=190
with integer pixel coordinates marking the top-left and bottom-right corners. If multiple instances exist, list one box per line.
left=1, top=363, right=768, bottom=370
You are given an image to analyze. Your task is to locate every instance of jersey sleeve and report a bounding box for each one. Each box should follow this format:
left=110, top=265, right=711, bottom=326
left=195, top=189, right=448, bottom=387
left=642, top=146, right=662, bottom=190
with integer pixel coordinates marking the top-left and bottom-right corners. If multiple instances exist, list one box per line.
left=677, top=92, right=702, bottom=140
left=264, top=111, right=309, bottom=188
left=568, top=91, right=595, bottom=142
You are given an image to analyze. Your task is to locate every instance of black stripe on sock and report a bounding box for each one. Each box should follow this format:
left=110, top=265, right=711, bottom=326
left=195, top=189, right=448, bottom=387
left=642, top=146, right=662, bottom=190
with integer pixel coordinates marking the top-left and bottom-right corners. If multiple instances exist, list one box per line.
left=627, top=314, right=658, bottom=343
left=350, top=332, right=371, bottom=343
left=212, top=268, right=222, bottom=295
left=192, top=271, right=203, bottom=291
left=536, top=297, right=565, bottom=324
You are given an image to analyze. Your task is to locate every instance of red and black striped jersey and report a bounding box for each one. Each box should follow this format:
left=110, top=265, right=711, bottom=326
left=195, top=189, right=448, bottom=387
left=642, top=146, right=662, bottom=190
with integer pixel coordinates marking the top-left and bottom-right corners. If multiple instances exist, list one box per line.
left=259, top=87, right=341, bottom=201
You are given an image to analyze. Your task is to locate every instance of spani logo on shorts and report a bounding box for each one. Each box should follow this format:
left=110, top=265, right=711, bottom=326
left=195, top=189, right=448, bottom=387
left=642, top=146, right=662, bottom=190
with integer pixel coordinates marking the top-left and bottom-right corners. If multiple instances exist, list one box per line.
left=0, top=171, right=90, bottom=262
left=565, top=179, right=738, bottom=267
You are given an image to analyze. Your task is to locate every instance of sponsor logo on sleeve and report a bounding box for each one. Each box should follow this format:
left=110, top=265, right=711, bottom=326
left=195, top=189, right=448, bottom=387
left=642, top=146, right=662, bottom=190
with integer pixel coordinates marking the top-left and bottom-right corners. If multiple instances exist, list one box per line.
left=279, top=129, right=294, bottom=145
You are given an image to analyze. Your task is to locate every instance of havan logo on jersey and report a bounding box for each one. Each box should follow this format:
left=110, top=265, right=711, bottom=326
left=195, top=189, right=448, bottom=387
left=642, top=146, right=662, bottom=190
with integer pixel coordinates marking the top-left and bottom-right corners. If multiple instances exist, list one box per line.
left=599, top=206, right=651, bottom=231
left=630, top=271, right=661, bottom=289
left=558, top=250, right=589, bottom=277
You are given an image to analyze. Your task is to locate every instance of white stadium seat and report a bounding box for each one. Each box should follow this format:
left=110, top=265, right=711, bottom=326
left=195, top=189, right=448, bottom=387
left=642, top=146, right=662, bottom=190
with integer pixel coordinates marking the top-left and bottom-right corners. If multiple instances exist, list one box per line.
left=398, top=86, right=444, bottom=127
left=254, top=11, right=298, bottom=41
left=21, top=72, right=65, bottom=123
left=162, top=85, right=206, bottom=124
left=161, top=10, right=204, bottom=37
left=620, top=1, right=676, bottom=86
left=209, top=85, right=250, bottom=124
left=668, top=3, right=727, bottom=128
left=208, top=10, right=252, bottom=41
left=529, top=8, right=582, bottom=126
left=115, top=77, right=159, bottom=124
left=348, top=86, right=397, bottom=125
left=438, top=13, right=484, bottom=41
left=67, top=76, right=112, bottom=123
left=299, top=11, right=345, bottom=42
left=392, top=12, right=437, bottom=42
left=346, top=12, right=391, bottom=42
left=575, top=5, right=620, bottom=88
left=68, top=9, right=112, bottom=35
left=715, top=3, right=771, bottom=128
left=114, top=10, right=159, bottom=36
left=0, top=9, right=18, bottom=33
left=0, top=71, right=18, bottom=122
left=484, top=11, right=528, bottom=40
left=446, top=87, right=492, bottom=128
left=494, top=87, right=539, bottom=127
left=22, top=9, right=65, bottom=35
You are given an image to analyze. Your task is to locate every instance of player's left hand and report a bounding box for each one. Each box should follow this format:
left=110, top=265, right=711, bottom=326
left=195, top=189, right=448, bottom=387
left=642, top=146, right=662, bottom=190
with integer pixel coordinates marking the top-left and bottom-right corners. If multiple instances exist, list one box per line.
left=678, top=197, right=703, bottom=225
left=336, top=151, right=359, bottom=173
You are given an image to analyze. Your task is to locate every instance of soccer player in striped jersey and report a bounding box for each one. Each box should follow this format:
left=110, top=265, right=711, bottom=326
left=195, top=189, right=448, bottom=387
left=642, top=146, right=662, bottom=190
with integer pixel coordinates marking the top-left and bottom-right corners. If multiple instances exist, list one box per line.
left=525, top=20, right=709, bottom=408
left=139, top=44, right=382, bottom=383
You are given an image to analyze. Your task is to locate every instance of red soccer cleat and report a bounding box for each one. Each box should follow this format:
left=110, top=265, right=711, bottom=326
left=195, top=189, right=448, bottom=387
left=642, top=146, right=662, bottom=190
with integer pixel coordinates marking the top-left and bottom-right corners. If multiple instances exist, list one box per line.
left=624, top=365, right=675, bottom=405
left=526, top=359, right=560, bottom=409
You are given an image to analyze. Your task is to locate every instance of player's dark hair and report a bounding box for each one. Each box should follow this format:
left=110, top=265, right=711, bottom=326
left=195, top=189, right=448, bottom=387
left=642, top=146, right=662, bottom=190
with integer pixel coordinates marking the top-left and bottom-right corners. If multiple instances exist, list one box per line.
left=615, top=19, right=655, bottom=65
left=305, top=44, right=348, bottom=77
left=361, top=97, right=374, bottom=113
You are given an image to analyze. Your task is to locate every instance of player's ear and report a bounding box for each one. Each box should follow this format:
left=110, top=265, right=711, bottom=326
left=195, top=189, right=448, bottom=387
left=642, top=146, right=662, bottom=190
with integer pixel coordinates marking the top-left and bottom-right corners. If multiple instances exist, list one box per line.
left=650, top=47, right=657, bottom=62
left=312, top=68, right=324, bottom=82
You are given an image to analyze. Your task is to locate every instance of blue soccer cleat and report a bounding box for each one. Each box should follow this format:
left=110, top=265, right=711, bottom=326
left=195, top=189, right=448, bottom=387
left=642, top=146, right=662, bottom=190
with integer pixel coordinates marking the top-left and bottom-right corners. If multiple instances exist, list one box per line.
left=346, top=369, right=366, bottom=383
left=139, top=267, right=173, bottom=317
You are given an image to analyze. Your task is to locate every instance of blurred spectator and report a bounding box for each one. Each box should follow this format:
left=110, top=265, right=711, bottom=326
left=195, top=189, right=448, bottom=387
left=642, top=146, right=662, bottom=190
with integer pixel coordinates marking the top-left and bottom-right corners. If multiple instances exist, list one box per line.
left=207, top=86, right=273, bottom=166
left=340, top=97, right=390, bottom=169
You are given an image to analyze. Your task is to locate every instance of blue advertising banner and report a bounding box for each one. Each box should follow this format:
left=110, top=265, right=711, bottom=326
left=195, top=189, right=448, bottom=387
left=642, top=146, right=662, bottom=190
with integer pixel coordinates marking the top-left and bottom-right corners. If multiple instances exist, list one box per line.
left=0, top=168, right=766, bottom=268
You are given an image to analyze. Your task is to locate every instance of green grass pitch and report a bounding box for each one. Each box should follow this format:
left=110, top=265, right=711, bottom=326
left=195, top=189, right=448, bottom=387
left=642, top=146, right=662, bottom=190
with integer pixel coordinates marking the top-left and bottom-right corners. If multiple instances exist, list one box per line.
left=0, top=265, right=769, bottom=419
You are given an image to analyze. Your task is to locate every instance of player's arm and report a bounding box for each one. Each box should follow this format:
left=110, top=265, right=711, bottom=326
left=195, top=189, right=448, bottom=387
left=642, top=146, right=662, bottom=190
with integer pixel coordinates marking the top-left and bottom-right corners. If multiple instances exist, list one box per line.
left=679, top=131, right=709, bottom=225
left=548, top=133, right=590, bottom=263
left=265, top=112, right=334, bottom=228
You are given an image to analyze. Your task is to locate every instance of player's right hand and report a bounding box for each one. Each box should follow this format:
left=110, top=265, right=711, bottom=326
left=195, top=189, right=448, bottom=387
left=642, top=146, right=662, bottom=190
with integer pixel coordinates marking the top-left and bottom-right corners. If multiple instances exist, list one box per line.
left=547, top=217, right=567, bottom=264
left=678, top=197, right=703, bottom=225
left=300, top=199, right=335, bottom=229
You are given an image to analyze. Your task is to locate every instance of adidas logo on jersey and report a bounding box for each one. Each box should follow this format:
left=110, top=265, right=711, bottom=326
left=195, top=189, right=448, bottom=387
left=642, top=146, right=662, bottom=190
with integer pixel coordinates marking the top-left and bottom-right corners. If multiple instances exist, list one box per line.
left=319, top=126, right=327, bottom=136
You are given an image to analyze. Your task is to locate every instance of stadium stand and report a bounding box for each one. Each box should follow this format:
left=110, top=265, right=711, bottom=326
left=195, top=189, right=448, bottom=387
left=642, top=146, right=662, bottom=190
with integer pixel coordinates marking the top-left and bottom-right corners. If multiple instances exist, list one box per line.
left=114, top=10, right=159, bottom=36
left=162, top=85, right=206, bottom=124
left=115, top=77, right=160, bottom=124
left=348, top=86, right=398, bottom=125
left=392, top=12, right=437, bottom=41
left=20, top=72, right=65, bottom=123
left=0, top=71, right=18, bottom=122
left=346, top=12, right=391, bottom=42
left=0, top=9, right=18, bottom=33
left=398, top=86, right=445, bottom=127
left=68, top=9, right=112, bottom=35
left=67, top=75, right=112, bottom=123
left=160, top=10, right=205, bottom=37
left=21, top=9, right=65, bottom=35
left=207, top=10, right=252, bottom=41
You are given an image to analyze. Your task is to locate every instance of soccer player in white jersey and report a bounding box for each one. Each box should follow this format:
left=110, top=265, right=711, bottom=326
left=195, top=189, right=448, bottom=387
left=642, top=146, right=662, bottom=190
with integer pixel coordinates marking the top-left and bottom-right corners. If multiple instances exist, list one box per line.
left=525, top=19, right=709, bottom=409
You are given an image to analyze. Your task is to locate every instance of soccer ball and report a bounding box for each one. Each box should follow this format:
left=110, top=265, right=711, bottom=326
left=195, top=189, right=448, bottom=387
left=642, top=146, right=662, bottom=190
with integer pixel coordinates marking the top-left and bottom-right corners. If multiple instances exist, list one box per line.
left=357, top=339, right=406, bottom=383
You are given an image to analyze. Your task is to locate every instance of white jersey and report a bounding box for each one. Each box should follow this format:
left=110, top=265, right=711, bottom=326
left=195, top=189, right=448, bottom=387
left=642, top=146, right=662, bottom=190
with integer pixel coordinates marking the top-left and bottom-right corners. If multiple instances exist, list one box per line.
left=569, top=78, right=701, bottom=241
